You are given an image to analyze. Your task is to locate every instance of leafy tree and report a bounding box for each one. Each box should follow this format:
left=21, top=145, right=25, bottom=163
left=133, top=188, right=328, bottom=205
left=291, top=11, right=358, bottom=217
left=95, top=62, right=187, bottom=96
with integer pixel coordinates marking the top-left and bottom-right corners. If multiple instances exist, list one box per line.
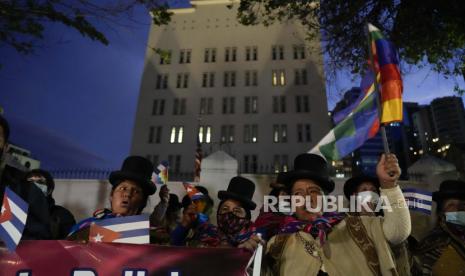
left=236, top=0, right=465, bottom=92
left=0, top=0, right=172, bottom=55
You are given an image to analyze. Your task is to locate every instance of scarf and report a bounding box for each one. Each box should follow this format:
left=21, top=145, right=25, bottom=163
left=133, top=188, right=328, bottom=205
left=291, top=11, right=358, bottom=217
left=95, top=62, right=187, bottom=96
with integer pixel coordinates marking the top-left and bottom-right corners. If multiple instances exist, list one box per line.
left=279, top=212, right=346, bottom=245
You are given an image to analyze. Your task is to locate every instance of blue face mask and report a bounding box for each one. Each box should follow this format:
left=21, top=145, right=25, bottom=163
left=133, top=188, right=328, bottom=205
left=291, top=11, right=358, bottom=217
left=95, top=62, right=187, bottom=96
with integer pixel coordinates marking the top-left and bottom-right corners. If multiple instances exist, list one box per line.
left=445, top=211, right=465, bottom=226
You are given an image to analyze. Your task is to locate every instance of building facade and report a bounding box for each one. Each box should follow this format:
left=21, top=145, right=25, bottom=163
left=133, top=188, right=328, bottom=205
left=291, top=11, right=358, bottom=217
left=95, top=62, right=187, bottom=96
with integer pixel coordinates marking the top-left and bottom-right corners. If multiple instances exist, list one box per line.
left=430, top=96, right=465, bottom=145
left=130, top=0, right=331, bottom=180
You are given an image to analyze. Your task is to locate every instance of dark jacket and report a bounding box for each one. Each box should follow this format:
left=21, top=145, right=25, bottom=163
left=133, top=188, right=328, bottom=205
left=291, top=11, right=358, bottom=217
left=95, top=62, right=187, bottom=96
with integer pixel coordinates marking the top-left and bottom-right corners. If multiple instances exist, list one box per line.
left=48, top=197, right=76, bottom=239
left=1, top=159, right=52, bottom=240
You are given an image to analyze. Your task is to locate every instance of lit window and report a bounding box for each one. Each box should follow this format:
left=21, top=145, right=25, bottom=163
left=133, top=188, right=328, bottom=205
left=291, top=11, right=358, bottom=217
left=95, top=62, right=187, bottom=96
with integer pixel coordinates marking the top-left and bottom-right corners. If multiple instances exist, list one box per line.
left=177, top=127, right=183, bottom=143
left=272, top=70, right=278, bottom=86
left=206, top=126, right=211, bottom=143
left=198, top=126, right=204, bottom=143
left=170, top=127, right=176, bottom=143
left=280, top=70, right=286, bottom=85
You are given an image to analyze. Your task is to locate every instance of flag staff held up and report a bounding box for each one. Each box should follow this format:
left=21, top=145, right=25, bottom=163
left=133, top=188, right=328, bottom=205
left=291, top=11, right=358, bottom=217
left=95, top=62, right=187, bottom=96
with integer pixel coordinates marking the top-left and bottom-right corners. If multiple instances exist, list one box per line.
left=366, top=23, right=390, bottom=155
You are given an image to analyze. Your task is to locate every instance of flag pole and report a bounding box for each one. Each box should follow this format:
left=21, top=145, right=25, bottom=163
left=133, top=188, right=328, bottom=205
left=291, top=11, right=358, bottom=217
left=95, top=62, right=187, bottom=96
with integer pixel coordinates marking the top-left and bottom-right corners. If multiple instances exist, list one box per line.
left=194, top=115, right=203, bottom=182
left=366, top=23, right=390, bottom=155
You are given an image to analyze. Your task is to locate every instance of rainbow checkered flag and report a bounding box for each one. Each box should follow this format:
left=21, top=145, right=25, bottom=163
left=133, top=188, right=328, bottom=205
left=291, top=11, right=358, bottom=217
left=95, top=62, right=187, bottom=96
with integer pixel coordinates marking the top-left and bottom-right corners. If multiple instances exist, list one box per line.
left=0, top=187, right=28, bottom=251
left=310, top=77, right=380, bottom=161
left=368, top=23, right=403, bottom=123
left=151, top=160, right=169, bottom=185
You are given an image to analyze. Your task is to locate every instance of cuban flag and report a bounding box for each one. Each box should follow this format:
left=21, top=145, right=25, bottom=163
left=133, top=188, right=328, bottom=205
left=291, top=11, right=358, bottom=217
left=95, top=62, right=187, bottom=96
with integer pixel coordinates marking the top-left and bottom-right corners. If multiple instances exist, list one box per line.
left=183, top=182, right=204, bottom=200
left=403, top=188, right=432, bottom=215
left=0, top=187, right=28, bottom=251
left=89, top=214, right=149, bottom=244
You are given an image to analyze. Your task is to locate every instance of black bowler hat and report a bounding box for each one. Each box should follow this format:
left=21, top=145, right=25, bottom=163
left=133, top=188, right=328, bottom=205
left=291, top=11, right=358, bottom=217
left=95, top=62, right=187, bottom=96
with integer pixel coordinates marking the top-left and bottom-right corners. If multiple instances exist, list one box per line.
left=343, top=175, right=380, bottom=199
left=109, top=156, right=156, bottom=195
left=218, top=176, right=256, bottom=210
left=432, top=180, right=465, bottom=205
left=281, top=153, right=335, bottom=193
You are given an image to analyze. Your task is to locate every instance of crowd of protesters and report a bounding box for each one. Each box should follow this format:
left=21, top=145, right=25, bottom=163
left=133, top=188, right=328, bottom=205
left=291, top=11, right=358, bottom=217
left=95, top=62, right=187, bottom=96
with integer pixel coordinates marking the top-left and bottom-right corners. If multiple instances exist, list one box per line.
left=1, top=113, right=464, bottom=275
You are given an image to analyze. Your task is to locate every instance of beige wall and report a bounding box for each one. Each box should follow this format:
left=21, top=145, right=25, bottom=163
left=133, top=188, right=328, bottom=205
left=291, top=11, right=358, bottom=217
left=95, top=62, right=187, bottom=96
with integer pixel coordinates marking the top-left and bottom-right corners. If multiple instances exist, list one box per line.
left=131, top=1, right=330, bottom=175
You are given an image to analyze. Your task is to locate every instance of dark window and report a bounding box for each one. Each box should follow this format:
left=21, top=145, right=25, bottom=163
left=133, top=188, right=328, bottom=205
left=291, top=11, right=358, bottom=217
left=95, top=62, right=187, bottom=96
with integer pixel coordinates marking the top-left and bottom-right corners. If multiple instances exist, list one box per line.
left=156, top=126, right=162, bottom=143
left=175, top=155, right=181, bottom=173
left=231, top=47, right=237, bottom=61
left=152, top=100, right=159, bottom=115
left=148, top=127, right=155, bottom=143
left=207, top=98, right=213, bottom=114
left=180, top=99, right=186, bottom=115
left=183, top=73, right=189, bottom=88
left=173, top=99, right=179, bottom=115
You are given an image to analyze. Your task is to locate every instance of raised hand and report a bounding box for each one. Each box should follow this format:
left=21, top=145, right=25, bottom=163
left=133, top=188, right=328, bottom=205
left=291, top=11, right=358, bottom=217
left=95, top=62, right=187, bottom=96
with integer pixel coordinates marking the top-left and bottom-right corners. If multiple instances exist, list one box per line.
left=376, top=154, right=401, bottom=188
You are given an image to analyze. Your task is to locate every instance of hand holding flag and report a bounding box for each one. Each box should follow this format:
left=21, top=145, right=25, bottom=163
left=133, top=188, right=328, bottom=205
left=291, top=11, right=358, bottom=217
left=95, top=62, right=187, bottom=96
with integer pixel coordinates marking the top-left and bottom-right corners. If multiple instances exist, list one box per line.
left=0, top=187, right=28, bottom=251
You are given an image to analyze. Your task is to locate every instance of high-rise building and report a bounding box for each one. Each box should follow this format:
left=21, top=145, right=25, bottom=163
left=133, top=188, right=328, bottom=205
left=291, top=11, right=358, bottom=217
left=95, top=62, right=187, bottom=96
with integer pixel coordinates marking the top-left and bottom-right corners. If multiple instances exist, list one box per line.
left=130, top=0, right=331, bottom=180
left=430, top=96, right=465, bottom=144
left=411, top=105, right=437, bottom=153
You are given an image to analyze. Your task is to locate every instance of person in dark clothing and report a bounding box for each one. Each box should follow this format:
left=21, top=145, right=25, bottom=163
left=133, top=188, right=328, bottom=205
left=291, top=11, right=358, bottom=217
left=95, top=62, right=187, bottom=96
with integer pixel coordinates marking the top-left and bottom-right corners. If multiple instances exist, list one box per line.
left=149, top=185, right=183, bottom=244
left=0, top=114, right=52, bottom=240
left=412, top=180, right=465, bottom=275
left=25, top=169, right=76, bottom=239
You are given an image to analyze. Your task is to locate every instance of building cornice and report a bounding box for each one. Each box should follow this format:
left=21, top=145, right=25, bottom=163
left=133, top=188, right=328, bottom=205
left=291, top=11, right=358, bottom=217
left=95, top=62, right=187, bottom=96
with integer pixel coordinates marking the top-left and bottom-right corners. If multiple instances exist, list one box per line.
left=191, top=0, right=240, bottom=5
left=166, top=7, right=196, bottom=14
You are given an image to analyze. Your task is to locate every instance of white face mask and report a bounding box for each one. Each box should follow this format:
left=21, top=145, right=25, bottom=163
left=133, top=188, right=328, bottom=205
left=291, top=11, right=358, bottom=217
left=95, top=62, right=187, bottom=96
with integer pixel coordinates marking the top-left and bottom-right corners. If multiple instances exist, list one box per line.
left=445, top=211, right=465, bottom=226
left=279, top=200, right=294, bottom=216
left=356, top=191, right=380, bottom=205
left=34, top=182, right=48, bottom=196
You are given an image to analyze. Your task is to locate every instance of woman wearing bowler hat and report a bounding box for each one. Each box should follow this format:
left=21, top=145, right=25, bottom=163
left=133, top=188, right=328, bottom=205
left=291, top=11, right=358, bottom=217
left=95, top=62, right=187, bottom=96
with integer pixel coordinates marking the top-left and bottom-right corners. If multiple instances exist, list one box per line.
left=67, top=156, right=156, bottom=241
left=264, top=153, right=411, bottom=275
left=216, top=176, right=263, bottom=251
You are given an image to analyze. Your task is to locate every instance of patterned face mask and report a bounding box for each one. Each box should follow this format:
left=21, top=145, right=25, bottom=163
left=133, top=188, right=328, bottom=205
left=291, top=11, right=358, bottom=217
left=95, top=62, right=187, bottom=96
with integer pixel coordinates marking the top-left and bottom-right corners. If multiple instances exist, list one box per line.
left=217, top=212, right=251, bottom=235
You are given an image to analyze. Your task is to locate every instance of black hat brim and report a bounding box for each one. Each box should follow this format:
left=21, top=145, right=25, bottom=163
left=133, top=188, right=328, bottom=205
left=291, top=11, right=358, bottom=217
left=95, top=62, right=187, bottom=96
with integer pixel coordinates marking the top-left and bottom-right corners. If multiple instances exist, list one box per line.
left=109, top=171, right=156, bottom=195
left=432, top=191, right=465, bottom=202
left=343, top=176, right=380, bottom=199
left=282, top=170, right=335, bottom=193
left=218, top=191, right=257, bottom=210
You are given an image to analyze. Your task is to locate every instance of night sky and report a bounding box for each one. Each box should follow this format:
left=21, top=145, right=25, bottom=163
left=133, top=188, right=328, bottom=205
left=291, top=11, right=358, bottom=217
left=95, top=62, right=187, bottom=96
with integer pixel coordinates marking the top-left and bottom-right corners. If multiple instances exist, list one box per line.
left=0, top=2, right=464, bottom=170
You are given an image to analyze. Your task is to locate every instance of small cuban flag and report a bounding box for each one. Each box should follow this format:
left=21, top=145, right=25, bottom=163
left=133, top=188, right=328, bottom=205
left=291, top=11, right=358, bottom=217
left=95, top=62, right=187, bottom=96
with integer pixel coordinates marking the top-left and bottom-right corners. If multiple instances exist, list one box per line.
left=152, top=160, right=169, bottom=185
left=0, top=187, right=29, bottom=251
left=183, top=182, right=204, bottom=200
left=89, top=214, right=149, bottom=244
left=402, top=188, right=433, bottom=215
